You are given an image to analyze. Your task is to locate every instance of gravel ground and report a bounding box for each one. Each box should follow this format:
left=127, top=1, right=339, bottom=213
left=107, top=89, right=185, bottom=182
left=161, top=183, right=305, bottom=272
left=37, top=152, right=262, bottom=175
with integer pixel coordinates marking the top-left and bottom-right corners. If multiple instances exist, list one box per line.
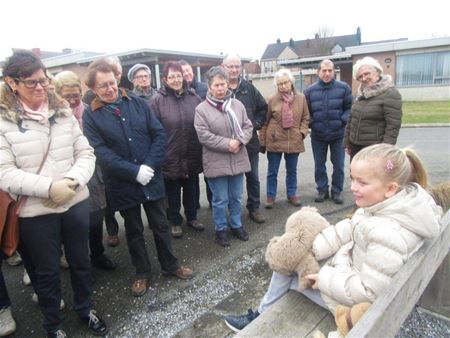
left=396, top=307, right=450, bottom=338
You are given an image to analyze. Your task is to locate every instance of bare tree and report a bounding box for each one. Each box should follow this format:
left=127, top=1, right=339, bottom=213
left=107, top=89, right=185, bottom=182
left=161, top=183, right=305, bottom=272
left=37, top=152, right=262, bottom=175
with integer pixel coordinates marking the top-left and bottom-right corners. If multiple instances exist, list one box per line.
left=313, top=25, right=335, bottom=55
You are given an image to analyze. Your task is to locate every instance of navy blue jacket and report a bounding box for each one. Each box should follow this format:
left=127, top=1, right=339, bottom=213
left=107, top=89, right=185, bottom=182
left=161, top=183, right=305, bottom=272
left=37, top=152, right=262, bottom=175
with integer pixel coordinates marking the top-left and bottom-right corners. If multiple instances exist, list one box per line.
left=83, top=90, right=167, bottom=211
left=304, top=79, right=353, bottom=142
left=191, top=80, right=208, bottom=100
left=231, top=78, right=267, bottom=153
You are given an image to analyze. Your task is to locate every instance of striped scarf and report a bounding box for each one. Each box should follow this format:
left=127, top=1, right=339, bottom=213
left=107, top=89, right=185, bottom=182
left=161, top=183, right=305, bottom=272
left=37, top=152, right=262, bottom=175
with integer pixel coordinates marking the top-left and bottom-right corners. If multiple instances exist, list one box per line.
left=206, top=91, right=244, bottom=141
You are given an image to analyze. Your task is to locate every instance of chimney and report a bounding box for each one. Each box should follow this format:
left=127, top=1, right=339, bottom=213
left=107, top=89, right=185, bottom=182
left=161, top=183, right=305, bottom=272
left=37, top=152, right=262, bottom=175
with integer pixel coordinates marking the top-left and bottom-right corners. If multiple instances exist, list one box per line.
left=289, top=38, right=294, bottom=47
left=276, top=38, right=281, bottom=44
left=31, top=48, right=41, bottom=58
left=356, top=27, right=362, bottom=45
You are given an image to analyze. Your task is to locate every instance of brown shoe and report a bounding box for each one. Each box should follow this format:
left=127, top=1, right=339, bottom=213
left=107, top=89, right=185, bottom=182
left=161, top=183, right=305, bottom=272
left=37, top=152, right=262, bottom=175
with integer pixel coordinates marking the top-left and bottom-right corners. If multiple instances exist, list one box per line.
left=186, top=220, right=205, bottom=231
left=249, top=210, right=266, bottom=223
left=288, top=196, right=302, bottom=207
left=131, top=279, right=148, bottom=297
left=163, top=266, right=194, bottom=280
left=107, top=235, right=119, bottom=247
left=265, top=197, right=275, bottom=209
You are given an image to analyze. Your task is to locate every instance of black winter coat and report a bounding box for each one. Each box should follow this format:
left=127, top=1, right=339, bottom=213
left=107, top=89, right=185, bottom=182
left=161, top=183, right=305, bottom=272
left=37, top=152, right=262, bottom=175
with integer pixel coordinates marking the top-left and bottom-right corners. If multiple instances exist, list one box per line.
left=151, top=85, right=203, bottom=180
left=83, top=90, right=167, bottom=211
left=304, top=79, right=353, bottom=142
left=231, top=79, right=267, bottom=153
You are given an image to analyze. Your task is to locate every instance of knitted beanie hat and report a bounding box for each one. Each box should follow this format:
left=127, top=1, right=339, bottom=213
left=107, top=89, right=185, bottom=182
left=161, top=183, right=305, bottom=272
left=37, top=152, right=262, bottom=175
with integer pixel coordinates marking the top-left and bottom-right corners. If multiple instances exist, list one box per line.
left=127, top=64, right=151, bottom=82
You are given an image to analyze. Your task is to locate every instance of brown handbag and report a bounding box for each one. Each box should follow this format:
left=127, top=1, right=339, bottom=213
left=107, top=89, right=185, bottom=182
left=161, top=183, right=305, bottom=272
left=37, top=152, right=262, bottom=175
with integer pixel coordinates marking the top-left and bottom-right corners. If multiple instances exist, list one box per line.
left=0, top=192, right=25, bottom=256
left=0, top=125, right=52, bottom=256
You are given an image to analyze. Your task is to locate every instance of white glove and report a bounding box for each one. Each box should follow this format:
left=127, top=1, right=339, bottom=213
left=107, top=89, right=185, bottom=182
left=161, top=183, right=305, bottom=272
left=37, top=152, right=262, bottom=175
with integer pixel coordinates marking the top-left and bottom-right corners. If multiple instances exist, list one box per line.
left=136, top=165, right=154, bottom=186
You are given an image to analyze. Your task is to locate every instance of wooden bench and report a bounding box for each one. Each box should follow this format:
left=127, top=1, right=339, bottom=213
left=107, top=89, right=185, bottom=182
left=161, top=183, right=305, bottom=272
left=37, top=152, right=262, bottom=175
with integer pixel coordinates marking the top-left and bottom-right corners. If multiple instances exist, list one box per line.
left=236, top=211, right=450, bottom=338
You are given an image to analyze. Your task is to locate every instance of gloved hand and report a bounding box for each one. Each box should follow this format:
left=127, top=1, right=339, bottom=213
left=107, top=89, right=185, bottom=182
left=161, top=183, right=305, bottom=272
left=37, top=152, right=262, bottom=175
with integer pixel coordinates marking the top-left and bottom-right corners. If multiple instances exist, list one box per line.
left=259, top=146, right=266, bottom=154
left=42, top=199, right=60, bottom=209
left=49, top=178, right=79, bottom=205
left=136, top=165, right=154, bottom=186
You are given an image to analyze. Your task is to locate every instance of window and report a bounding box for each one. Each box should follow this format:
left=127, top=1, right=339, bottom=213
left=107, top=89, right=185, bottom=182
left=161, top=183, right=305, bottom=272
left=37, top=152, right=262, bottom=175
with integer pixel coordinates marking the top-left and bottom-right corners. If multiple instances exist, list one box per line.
left=396, top=51, right=450, bottom=86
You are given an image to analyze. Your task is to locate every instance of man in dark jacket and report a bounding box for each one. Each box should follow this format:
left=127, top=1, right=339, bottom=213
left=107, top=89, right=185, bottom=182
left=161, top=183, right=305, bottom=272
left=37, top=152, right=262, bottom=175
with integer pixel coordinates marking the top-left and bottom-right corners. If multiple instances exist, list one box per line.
left=304, top=60, right=353, bottom=204
left=222, top=55, right=267, bottom=223
left=83, top=58, right=193, bottom=298
left=179, top=60, right=208, bottom=100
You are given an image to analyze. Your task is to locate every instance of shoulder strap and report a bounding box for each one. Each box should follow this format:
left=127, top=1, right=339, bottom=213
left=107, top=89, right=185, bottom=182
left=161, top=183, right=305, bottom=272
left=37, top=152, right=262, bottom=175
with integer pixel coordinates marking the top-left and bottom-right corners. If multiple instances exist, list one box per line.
left=14, top=124, right=53, bottom=215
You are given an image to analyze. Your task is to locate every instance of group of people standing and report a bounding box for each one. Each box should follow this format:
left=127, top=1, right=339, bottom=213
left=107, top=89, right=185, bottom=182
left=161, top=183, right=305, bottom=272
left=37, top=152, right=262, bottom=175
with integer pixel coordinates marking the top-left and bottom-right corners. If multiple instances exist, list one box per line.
left=0, top=47, right=404, bottom=337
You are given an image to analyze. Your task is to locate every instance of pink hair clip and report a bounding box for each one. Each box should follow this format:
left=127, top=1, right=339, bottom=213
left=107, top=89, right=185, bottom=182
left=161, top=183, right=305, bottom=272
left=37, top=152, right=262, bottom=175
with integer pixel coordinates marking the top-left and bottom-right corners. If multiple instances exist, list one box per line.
left=386, top=160, right=394, bottom=171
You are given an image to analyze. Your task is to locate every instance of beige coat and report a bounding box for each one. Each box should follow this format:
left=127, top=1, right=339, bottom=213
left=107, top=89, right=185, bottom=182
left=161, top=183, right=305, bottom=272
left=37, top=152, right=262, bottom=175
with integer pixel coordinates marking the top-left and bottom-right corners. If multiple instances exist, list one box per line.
left=259, top=91, right=310, bottom=153
left=0, top=84, right=95, bottom=217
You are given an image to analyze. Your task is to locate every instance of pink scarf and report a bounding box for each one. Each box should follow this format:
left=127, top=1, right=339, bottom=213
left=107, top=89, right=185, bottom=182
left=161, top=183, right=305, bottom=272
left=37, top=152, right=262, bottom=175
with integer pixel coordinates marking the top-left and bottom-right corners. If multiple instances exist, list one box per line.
left=20, top=100, right=49, bottom=124
left=72, top=101, right=85, bottom=130
left=281, top=93, right=294, bottom=129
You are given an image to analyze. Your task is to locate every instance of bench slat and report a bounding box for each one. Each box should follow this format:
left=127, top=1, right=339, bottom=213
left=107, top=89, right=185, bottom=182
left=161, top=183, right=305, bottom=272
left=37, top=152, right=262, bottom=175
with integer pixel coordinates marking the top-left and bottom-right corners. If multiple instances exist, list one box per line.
left=236, top=291, right=335, bottom=337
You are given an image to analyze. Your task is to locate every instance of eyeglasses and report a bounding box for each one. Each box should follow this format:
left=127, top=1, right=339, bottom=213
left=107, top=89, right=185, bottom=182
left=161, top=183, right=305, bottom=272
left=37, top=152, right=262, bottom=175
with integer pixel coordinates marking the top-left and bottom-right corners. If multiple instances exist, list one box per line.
left=96, top=80, right=117, bottom=91
left=134, top=74, right=149, bottom=80
left=166, top=74, right=183, bottom=81
left=224, top=64, right=241, bottom=70
left=14, top=77, right=50, bottom=89
left=62, top=94, right=81, bottom=100
left=277, top=80, right=291, bottom=87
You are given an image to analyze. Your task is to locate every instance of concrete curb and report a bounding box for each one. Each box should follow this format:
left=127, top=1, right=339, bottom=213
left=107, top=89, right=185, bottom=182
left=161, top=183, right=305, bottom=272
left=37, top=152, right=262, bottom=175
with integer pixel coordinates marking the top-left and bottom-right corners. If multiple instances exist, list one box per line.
left=402, top=123, right=450, bottom=128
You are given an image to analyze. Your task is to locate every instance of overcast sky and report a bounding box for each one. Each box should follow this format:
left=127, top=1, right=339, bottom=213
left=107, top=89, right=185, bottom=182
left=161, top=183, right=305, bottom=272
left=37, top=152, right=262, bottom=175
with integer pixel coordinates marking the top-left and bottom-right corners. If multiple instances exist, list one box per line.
left=1, top=0, right=448, bottom=62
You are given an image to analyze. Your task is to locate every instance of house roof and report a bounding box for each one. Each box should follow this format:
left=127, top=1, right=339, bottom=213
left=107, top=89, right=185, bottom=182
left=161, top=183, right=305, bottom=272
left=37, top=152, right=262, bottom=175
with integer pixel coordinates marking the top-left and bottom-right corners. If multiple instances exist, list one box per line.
left=261, top=33, right=361, bottom=60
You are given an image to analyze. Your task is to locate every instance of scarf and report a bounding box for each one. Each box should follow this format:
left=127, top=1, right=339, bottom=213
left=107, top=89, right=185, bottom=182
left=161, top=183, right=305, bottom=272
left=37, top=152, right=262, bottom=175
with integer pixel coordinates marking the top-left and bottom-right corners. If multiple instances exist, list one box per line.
left=72, top=101, right=85, bottom=129
left=356, top=75, right=395, bottom=100
left=20, top=100, right=49, bottom=124
left=206, top=91, right=244, bottom=141
left=281, top=92, right=294, bottom=129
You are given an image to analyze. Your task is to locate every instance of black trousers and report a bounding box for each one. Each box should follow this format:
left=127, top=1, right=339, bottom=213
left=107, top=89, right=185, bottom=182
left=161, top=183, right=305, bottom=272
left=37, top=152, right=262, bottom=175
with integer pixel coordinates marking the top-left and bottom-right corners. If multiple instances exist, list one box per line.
left=119, top=198, right=179, bottom=279
left=89, top=209, right=105, bottom=259
left=18, top=200, right=92, bottom=334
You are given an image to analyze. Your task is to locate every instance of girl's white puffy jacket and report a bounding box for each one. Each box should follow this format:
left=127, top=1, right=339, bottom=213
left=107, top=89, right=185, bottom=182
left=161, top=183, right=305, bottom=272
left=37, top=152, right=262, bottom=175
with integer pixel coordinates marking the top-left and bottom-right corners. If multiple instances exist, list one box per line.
left=0, top=86, right=95, bottom=218
left=312, top=183, right=442, bottom=310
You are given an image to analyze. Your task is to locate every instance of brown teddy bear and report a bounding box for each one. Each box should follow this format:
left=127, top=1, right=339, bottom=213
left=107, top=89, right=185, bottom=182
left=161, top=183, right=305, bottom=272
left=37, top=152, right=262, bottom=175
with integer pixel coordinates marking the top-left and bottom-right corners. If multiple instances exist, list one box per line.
left=313, top=302, right=371, bottom=338
left=265, top=206, right=330, bottom=290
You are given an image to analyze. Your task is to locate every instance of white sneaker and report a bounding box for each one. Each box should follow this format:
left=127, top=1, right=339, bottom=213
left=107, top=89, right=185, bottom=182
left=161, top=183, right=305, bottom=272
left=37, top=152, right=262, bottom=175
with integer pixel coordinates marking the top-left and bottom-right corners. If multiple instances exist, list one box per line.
left=23, top=270, right=31, bottom=286
left=6, top=252, right=22, bottom=266
left=0, top=307, right=16, bottom=336
left=32, top=293, right=65, bottom=310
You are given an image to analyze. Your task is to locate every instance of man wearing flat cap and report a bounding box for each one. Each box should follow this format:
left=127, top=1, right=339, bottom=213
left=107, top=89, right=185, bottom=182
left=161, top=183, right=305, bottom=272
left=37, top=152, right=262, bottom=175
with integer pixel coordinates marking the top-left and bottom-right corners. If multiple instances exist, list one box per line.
left=128, top=63, right=157, bottom=103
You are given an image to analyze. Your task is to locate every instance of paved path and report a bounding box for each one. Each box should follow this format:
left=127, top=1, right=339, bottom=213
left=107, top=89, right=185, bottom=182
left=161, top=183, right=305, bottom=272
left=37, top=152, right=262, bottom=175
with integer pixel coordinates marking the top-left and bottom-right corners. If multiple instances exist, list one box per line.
left=3, top=126, right=449, bottom=337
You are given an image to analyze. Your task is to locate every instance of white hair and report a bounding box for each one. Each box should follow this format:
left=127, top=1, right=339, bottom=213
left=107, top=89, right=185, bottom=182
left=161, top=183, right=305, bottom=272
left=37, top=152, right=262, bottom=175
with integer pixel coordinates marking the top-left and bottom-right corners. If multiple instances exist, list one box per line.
left=273, top=68, right=294, bottom=86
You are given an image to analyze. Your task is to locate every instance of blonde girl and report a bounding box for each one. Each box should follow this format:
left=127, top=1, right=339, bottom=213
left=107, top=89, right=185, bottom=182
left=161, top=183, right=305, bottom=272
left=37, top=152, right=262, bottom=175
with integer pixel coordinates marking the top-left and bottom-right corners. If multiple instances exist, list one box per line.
left=224, top=143, right=442, bottom=332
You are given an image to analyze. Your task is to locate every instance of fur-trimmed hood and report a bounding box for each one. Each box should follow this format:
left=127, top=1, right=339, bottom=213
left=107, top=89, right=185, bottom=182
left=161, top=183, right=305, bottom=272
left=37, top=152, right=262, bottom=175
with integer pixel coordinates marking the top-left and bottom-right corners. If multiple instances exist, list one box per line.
left=356, top=75, right=394, bottom=100
left=0, top=83, right=72, bottom=123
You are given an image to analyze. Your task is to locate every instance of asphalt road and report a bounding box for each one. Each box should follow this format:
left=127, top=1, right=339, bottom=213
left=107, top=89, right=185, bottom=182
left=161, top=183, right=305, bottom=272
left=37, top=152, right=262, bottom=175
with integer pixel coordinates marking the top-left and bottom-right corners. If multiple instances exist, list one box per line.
left=3, top=126, right=449, bottom=338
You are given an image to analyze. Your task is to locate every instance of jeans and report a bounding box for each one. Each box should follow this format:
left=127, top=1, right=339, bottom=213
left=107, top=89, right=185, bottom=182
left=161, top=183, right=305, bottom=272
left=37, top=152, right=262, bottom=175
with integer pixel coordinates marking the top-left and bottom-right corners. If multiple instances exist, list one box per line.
left=164, top=176, right=198, bottom=225
left=89, top=209, right=105, bottom=259
left=311, top=137, right=345, bottom=194
left=0, top=254, right=11, bottom=309
left=266, top=152, right=299, bottom=199
left=245, top=151, right=261, bottom=212
left=18, top=200, right=92, bottom=333
left=119, top=198, right=178, bottom=279
left=258, top=271, right=327, bottom=314
left=207, top=174, right=244, bottom=231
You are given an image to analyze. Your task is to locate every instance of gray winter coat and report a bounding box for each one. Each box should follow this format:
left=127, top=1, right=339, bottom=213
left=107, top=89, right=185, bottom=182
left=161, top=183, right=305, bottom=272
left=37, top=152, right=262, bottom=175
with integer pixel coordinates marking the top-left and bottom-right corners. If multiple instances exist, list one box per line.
left=194, top=99, right=253, bottom=178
